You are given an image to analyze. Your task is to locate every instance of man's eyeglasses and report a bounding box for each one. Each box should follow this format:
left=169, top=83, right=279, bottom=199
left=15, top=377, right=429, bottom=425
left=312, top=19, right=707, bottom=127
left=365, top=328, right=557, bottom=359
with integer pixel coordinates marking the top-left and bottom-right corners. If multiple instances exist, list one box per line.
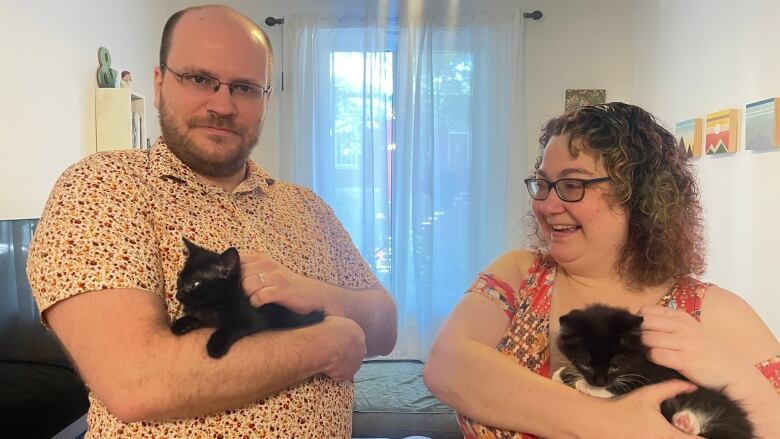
left=524, top=177, right=610, bottom=202
left=161, top=64, right=271, bottom=100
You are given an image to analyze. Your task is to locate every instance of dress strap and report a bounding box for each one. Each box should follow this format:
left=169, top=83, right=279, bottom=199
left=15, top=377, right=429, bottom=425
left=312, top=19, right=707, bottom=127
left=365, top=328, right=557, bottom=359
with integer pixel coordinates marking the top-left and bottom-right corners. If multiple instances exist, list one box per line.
left=658, top=277, right=709, bottom=322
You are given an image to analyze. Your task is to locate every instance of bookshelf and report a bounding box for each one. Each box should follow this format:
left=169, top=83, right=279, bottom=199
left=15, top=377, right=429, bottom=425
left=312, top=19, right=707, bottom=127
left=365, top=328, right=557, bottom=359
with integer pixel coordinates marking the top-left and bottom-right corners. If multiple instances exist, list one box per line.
left=95, top=88, right=147, bottom=152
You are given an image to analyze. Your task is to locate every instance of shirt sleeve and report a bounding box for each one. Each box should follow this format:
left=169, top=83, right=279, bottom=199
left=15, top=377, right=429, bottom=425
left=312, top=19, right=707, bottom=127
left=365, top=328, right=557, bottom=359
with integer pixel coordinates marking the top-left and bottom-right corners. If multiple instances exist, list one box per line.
left=300, top=187, right=378, bottom=290
left=465, top=272, right=519, bottom=320
left=26, top=153, right=164, bottom=321
left=756, top=354, right=780, bottom=393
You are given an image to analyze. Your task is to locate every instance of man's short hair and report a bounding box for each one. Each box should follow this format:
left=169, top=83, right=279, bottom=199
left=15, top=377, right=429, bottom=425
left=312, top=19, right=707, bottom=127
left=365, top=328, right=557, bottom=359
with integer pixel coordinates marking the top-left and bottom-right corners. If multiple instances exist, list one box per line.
left=159, top=6, right=273, bottom=79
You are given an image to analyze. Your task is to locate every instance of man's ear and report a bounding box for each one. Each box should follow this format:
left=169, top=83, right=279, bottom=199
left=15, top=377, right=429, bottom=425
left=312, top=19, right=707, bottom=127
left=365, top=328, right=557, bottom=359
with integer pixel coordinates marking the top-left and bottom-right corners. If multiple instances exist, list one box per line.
left=153, top=65, right=164, bottom=110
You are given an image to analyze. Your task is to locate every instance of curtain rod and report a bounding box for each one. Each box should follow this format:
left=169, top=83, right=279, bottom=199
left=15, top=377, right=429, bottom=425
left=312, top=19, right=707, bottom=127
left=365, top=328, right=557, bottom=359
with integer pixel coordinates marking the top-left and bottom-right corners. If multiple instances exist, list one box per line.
left=263, top=10, right=543, bottom=26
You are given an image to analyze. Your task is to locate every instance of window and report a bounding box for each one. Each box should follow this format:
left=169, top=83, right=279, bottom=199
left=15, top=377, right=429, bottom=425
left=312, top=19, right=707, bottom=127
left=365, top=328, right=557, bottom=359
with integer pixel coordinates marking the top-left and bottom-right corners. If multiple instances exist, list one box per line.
left=283, top=18, right=519, bottom=358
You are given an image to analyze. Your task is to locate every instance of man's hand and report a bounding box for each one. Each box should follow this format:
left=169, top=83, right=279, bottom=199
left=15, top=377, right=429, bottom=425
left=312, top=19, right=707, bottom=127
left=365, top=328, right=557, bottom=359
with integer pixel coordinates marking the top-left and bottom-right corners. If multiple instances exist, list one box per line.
left=240, top=253, right=337, bottom=315
left=320, top=316, right=366, bottom=381
left=239, top=252, right=396, bottom=357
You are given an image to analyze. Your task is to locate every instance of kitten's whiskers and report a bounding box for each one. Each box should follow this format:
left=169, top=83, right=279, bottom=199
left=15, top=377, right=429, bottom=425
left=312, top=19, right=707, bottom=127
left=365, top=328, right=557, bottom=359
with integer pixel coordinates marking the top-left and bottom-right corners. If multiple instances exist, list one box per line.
left=612, top=373, right=650, bottom=393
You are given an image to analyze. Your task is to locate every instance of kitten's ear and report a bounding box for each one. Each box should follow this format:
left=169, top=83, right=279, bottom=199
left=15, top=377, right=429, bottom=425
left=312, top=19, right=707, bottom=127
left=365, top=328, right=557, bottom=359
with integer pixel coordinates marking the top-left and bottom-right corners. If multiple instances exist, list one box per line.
left=559, top=309, right=582, bottom=327
left=182, top=237, right=202, bottom=255
left=625, top=313, right=643, bottom=329
left=219, top=247, right=240, bottom=276
left=619, top=314, right=644, bottom=347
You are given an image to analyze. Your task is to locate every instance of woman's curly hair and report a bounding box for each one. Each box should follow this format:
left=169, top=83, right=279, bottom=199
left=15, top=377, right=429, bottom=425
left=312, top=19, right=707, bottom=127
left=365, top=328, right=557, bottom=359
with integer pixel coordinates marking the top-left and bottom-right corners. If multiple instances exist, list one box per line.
left=533, top=102, right=706, bottom=288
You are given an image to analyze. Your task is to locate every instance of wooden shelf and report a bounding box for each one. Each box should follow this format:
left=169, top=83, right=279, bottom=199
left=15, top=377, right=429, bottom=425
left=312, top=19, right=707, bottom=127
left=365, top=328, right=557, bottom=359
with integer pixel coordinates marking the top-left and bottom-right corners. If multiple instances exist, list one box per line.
left=95, top=88, right=147, bottom=152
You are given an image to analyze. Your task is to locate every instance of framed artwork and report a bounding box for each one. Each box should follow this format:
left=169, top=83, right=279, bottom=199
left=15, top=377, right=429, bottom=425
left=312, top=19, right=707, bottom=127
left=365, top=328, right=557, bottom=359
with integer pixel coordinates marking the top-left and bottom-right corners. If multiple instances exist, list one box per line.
left=745, top=97, right=780, bottom=151
left=675, top=118, right=703, bottom=158
left=705, top=109, right=739, bottom=155
left=565, top=89, right=606, bottom=111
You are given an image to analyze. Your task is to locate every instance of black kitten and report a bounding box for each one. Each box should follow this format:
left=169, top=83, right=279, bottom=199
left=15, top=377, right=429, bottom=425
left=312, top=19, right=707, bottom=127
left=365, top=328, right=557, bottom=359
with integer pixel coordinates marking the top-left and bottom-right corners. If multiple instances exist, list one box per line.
left=554, top=304, right=754, bottom=439
left=171, top=238, right=324, bottom=358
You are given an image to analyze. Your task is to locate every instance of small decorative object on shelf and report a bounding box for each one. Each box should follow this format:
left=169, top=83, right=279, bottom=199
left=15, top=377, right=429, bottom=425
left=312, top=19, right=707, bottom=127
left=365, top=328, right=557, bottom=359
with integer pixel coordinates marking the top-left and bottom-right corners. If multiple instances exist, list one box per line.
left=131, top=112, right=142, bottom=148
left=120, top=70, right=132, bottom=89
left=96, top=47, right=117, bottom=88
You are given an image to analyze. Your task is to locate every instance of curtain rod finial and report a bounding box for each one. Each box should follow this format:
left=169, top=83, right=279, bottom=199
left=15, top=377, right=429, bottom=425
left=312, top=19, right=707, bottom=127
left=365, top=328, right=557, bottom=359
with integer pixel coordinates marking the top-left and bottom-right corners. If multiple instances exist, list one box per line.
left=265, top=16, right=284, bottom=27
left=523, top=10, right=543, bottom=20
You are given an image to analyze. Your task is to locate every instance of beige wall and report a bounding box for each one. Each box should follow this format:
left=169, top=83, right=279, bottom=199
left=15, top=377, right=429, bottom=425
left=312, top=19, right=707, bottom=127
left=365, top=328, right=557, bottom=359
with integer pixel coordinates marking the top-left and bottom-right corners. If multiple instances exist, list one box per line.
left=165, top=0, right=637, bottom=249
left=632, top=0, right=780, bottom=336
left=0, top=1, right=166, bottom=220
left=5, top=0, right=773, bottom=334
left=514, top=0, right=635, bottom=247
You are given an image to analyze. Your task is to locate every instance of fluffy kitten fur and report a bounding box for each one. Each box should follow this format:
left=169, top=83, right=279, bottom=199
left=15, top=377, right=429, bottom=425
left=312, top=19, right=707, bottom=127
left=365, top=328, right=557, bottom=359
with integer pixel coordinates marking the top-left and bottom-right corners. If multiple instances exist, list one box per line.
left=554, top=304, right=754, bottom=439
left=171, top=238, right=324, bottom=358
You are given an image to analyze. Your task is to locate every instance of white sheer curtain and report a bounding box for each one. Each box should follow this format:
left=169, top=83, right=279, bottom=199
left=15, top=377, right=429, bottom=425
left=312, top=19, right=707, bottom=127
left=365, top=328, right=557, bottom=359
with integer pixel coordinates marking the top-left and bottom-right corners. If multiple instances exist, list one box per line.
left=281, top=12, right=526, bottom=360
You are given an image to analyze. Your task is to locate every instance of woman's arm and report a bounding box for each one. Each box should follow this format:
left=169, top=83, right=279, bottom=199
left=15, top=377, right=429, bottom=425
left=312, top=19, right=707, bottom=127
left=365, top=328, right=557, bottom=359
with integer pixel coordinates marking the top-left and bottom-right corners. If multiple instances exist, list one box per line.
left=424, top=251, right=696, bottom=438
left=641, top=287, right=780, bottom=438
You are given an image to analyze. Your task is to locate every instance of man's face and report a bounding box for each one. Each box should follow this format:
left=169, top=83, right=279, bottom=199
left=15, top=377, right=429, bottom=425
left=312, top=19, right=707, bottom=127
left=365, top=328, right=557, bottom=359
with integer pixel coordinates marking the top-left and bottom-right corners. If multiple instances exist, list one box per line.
left=154, top=11, right=271, bottom=179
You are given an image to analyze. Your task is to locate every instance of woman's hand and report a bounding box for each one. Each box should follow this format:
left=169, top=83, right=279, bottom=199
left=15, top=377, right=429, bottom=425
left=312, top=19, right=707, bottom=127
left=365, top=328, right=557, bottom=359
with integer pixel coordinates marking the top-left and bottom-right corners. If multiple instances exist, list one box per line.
left=239, top=253, right=341, bottom=315
left=595, top=380, right=700, bottom=438
left=639, top=305, right=747, bottom=388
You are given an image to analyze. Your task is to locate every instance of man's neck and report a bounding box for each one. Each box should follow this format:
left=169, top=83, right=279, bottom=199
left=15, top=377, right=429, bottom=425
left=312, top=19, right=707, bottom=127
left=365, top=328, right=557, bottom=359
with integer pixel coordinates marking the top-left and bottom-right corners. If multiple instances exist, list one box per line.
left=197, top=165, right=248, bottom=193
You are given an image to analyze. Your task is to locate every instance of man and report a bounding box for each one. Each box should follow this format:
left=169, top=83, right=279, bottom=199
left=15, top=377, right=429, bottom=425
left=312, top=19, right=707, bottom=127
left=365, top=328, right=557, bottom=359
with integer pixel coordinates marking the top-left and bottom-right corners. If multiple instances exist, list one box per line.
left=27, top=5, right=397, bottom=438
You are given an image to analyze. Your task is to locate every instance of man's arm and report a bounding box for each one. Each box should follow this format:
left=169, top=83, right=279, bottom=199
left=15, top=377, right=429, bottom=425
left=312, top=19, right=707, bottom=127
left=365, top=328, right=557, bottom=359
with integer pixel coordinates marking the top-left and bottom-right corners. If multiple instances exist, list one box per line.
left=241, top=254, right=396, bottom=356
left=284, top=187, right=397, bottom=356
left=300, top=280, right=396, bottom=357
left=45, top=287, right=366, bottom=423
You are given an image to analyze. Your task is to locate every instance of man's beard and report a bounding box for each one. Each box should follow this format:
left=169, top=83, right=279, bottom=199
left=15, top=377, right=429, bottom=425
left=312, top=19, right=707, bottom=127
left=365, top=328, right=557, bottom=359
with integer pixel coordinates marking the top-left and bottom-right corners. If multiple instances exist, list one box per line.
left=159, top=97, right=259, bottom=178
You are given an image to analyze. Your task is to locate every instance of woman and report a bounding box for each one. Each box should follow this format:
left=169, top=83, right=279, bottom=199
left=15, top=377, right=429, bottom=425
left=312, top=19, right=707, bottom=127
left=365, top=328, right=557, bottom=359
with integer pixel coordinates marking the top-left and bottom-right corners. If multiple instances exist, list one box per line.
left=424, top=102, right=779, bottom=438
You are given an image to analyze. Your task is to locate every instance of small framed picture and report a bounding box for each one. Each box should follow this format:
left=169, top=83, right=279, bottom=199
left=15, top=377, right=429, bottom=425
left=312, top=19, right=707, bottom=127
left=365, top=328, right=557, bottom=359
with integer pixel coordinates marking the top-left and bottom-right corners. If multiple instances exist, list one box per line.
left=565, top=89, right=606, bottom=111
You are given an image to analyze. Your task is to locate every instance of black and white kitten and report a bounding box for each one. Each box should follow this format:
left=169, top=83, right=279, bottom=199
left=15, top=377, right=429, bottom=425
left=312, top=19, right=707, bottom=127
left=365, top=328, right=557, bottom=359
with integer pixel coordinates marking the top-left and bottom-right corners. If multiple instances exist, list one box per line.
left=171, top=238, right=325, bottom=358
left=554, top=304, right=754, bottom=439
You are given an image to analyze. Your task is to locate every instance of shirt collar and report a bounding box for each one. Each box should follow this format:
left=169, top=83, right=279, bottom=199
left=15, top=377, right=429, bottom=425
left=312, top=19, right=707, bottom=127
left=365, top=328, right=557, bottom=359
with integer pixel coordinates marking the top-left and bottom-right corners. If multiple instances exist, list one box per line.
left=149, top=137, right=273, bottom=194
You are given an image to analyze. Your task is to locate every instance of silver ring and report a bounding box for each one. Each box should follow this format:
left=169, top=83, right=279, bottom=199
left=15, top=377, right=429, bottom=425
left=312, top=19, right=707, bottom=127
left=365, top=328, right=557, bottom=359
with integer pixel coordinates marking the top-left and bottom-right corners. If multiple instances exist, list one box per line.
left=257, top=273, right=265, bottom=285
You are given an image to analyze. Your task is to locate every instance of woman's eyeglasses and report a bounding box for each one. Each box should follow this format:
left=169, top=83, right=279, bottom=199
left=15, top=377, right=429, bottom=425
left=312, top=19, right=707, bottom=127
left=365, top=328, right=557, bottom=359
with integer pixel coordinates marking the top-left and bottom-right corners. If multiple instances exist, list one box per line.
left=524, top=177, right=610, bottom=202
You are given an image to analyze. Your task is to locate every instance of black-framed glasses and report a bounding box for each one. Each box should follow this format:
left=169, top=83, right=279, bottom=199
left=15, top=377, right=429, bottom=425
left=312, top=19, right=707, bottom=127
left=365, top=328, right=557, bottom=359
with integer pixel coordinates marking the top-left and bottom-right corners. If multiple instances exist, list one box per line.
left=524, top=177, right=610, bottom=202
left=161, top=64, right=272, bottom=100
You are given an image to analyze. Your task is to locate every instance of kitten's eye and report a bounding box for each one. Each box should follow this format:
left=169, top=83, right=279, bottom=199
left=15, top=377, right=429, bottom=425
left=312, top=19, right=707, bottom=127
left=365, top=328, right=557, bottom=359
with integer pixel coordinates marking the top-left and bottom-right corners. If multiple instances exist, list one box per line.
left=191, top=280, right=201, bottom=289
left=609, top=355, right=627, bottom=373
left=576, top=361, right=592, bottom=372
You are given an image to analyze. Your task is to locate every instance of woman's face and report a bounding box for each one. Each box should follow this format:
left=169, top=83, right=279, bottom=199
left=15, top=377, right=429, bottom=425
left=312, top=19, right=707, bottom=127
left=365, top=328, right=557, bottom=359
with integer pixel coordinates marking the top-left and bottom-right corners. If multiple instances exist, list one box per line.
left=531, top=134, right=628, bottom=274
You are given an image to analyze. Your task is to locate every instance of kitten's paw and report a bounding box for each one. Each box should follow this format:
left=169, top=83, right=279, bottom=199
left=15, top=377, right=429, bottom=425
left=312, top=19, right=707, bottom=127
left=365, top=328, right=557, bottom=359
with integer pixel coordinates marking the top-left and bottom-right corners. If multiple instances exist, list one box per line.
left=206, top=336, right=230, bottom=358
left=551, top=367, right=565, bottom=383
left=574, top=380, right=614, bottom=399
left=672, top=410, right=702, bottom=435
left=171, top=317, right=198, bottom=335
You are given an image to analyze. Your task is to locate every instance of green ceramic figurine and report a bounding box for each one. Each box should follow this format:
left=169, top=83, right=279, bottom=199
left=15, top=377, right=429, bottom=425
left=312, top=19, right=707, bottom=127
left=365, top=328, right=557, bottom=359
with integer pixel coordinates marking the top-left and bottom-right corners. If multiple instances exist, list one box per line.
left=96, top=47, right=117, bottom=88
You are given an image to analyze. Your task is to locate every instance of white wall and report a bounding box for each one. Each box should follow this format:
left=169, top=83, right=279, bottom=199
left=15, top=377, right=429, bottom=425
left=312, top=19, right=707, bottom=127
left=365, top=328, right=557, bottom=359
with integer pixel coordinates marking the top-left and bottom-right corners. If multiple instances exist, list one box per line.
left=632, top=0, right=780, bottom=336
left=6, top=0, right=771, bottom=333
left=165, top=0, right=636, bottom=249
left=0, top=0, right=632, bottom=243
left=513, top=0, right=636, bottom=247
left=165, top=0, right=520, bottom=173
left=0, top=1, right=166, bottom=220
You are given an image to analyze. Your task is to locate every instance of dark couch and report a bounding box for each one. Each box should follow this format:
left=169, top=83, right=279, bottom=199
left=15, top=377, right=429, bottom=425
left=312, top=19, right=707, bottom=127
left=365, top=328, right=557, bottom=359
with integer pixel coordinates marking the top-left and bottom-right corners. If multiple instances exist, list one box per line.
left=0, top=218, right=88, bottom=439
